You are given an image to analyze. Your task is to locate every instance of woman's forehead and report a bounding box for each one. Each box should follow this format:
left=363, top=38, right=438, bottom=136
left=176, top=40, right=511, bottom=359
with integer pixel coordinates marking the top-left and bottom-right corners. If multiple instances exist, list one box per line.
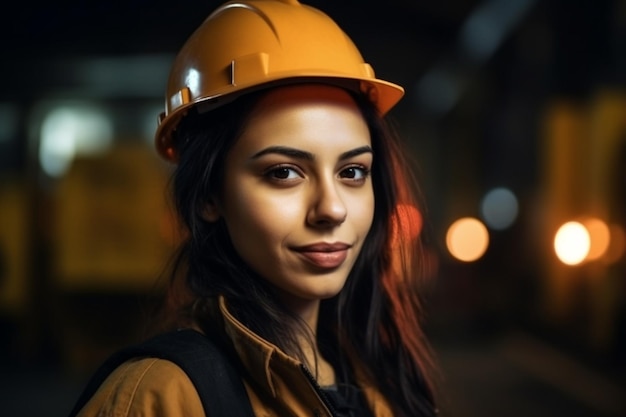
left=235, top=85, right=370, bottom=152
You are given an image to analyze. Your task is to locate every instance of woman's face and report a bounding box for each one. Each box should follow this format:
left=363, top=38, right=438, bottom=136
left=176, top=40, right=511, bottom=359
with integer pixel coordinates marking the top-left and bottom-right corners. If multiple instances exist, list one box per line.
left=211, top=84, right=374, bottom=313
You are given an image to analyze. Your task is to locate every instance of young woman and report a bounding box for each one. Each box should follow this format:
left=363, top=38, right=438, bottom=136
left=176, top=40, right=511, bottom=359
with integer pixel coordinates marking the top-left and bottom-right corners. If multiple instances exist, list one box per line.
left=71, top=1, right=440, bottom=416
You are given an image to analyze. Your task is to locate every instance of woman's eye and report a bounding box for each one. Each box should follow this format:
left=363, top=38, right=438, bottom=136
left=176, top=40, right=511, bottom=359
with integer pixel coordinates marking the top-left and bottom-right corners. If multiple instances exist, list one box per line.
left=265, top=166, right=301, bottom=181
left=340, top=166, right=370, bottom=181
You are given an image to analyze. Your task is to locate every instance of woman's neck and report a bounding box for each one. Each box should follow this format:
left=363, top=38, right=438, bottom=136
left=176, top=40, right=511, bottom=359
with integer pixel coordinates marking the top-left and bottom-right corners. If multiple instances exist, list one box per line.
left=301, top=339, right=337, bottom=387
left=280, top=297, right=337, bottom=386
left=277, top=293, right=321, bottom=331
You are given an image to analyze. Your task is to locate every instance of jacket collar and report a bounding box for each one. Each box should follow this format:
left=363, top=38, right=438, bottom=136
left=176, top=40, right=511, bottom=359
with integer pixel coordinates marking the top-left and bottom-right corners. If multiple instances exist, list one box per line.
left=216, top=296, right=394, bottom=416
left=218, top=296, right=301, bottom=397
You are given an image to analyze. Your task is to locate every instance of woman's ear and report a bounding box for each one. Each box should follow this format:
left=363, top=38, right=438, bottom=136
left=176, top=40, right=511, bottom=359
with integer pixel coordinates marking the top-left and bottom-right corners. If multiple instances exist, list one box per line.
left=202, top=200, right=221, bottom=222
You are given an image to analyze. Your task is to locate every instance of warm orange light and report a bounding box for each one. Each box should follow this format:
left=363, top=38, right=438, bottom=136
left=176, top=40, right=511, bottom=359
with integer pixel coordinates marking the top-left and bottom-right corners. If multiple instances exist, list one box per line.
left=554, top=221, right=590, bottom=265
left=604, top=224, right=625, bottom=264
left=446, top=217, right=489, bottom=262
left=582, top=218, right=610, bottom=261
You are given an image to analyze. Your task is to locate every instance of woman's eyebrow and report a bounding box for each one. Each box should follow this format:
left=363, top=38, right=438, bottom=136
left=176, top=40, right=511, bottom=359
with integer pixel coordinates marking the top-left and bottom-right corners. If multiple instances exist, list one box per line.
left=251, top=146, right=314, bottom=161
left=250, top=145, right=373, bottom=161
left=339, top=146, right=373, bottom=160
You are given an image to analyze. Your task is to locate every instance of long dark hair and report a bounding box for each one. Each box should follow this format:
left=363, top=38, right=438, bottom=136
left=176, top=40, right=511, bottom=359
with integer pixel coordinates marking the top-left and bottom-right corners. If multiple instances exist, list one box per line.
left=159, top=84, right=439, bottom=417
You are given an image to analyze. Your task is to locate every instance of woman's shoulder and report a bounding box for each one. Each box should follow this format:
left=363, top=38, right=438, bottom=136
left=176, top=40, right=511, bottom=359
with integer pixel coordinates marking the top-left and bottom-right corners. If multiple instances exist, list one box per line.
left=76, top=357, right=204, bottom=417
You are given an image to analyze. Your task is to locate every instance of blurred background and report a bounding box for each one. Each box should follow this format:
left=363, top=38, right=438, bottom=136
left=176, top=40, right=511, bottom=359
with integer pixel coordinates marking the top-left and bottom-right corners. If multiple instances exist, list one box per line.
left=1, top=0, right=625, bottom=416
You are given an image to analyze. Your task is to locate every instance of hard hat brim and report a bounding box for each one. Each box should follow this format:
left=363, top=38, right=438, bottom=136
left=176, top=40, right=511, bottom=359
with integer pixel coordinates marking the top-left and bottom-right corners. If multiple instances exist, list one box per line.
left=155, top=74, right=404, bottom=163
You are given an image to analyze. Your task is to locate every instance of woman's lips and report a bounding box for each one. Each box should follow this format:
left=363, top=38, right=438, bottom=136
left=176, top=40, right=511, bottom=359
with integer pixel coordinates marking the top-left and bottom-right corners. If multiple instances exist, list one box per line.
left=293, top=243, right=350, bottom=269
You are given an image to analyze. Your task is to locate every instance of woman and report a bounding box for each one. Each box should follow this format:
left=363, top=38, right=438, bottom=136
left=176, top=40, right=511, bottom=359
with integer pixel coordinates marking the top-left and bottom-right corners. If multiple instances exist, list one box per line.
left=72, top=0, right=440, bottom=416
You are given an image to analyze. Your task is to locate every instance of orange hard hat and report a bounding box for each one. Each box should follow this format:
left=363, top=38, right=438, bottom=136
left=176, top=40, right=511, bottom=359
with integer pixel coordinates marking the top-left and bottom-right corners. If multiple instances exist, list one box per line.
left=155, top=0, right=405, bottom=162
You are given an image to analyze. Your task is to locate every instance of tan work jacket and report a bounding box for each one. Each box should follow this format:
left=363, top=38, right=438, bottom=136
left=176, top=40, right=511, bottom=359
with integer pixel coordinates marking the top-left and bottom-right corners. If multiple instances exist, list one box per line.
left=75, top=297, right=394, bottom=417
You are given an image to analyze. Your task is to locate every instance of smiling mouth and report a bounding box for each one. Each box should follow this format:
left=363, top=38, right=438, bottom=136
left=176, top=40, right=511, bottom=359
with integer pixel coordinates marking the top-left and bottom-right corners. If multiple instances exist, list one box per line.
left=293, top=243, right=351, bottom=269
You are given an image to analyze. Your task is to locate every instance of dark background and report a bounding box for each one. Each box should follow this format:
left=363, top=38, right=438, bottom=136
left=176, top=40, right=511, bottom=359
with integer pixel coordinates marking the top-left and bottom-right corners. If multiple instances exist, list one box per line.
left=1, top=1, right=625, bottom=416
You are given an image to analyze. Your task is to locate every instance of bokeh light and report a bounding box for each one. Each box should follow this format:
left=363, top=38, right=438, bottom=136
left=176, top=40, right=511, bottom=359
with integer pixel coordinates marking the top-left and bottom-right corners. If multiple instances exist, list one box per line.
left=554, top=221, right=590, bottom=265
left=604, top=224, right=626, bottom=264
left=446, top=217, right=489, bottom=262
left=582, top=218, right=610, bottom=261
left=39, top=105, right=113, bottom=177
left=480, top=187, right=519, bottom=230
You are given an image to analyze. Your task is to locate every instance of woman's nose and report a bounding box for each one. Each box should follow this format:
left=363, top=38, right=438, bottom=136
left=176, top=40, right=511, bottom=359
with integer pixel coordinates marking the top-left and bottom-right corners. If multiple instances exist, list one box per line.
left=306, top=179, right=347, bottom=228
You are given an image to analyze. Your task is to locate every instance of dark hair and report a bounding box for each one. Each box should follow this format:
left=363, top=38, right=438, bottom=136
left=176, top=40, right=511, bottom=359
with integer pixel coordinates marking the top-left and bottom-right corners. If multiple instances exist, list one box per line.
left=159, top=84, right=439, bottom=417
